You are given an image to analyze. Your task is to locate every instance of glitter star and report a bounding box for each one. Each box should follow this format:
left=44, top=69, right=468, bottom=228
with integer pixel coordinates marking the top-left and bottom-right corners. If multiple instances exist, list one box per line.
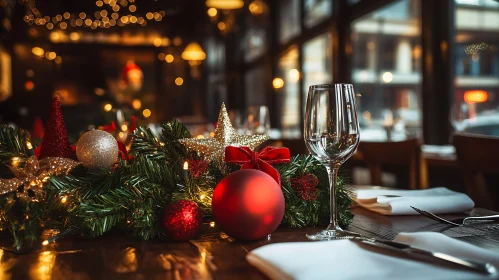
left=179, top=103, right=269, bottom=162
left=0, top=156, right=79, bottom=201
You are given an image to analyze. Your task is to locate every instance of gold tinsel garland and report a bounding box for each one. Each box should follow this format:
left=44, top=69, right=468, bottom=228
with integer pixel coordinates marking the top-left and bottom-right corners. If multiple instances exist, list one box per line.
left=0, top=156, right=79, bottom=201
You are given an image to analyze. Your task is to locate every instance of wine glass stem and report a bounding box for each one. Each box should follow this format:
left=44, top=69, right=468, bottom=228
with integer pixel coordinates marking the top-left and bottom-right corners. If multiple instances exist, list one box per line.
left=326, top=163, right=340, bottom=230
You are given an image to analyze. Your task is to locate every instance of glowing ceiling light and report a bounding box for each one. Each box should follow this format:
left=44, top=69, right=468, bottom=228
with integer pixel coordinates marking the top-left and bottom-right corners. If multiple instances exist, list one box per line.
left=181, top=42, right=207, bottom=63
left=47, top=52, right=57, bottom=60
left=272, top=78, right=284, bottom=89
left=206, top=0, right=244, bottom=9
left=207, top=8, right=218, bottom=17
left=132, top=99, right=142, bottom=109
left=32, top=47, right=45, bottom=57
left=104, top=103, right=113, bottom=112
left=165, top=54, right=174, bottom=63
left=69, top=32, right=80, bottom=41
left=217, top=22, right=226, bottom=31
left=288, top=69, right=300, bottom=82
left=153, top=37, right=162, bottom=47
left=142, top=109, right=151, bottom=118
left=50, top=31, right=61, bottom=42
left=175, top=77, right=184, bottom=86
left=249, top=0, right=266, bottom=15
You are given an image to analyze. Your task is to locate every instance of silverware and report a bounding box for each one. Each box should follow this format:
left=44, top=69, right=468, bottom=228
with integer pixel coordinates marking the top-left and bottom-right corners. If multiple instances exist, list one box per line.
left=353, top=236, right=497, bottom=275
left=411, top=206, right=499, bottom=226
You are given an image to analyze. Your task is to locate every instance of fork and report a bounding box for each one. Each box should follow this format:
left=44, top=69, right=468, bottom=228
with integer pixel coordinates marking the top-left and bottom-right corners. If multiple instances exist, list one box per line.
left=410, top=206, right=499, bottom=226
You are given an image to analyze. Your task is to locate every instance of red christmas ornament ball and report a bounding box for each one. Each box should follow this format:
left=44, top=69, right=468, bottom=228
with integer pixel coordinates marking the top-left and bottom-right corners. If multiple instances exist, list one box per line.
left=162, top=200, right=203, bottom=241
left=212, top=169, right=285, bottom=240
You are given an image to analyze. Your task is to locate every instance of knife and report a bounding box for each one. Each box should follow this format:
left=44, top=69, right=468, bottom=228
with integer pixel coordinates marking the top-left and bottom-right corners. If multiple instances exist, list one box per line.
left=353, top=236, right=497, bottom=275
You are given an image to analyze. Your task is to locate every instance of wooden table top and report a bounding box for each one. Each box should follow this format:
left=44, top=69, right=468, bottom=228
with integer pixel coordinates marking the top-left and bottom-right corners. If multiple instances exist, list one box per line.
left=1, top=207, right=498, bottom=279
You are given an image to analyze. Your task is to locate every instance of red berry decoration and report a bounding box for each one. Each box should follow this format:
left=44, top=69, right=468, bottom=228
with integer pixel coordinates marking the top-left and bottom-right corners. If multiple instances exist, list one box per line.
left=212, top=169, right=285, bottom=241
left=162, top=200, right=203, bottom=241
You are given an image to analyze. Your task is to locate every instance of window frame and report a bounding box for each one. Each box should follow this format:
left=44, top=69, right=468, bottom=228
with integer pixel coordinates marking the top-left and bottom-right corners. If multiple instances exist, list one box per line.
left=230, top=0, right=455, bottom=144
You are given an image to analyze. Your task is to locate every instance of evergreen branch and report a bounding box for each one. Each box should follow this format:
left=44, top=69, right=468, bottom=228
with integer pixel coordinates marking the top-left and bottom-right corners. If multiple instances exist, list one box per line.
left=0, top=123, right=354, bottom=249
left=160, top=120, right=191, bottom=165
left=277, top=155, right=353, bottom=228
left=0, top=125, right=34, bottom=162
left=130, top=126, right=167, bottom=161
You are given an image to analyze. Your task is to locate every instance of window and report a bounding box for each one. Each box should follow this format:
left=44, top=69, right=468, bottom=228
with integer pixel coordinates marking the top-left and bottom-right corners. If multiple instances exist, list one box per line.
left=244, top=66, right=267, bottom=107
left=278, top=0, right=301, bottom=43
left=452, top=0, right=499, bottom=136
left=351, top=0, right=422, bottom=140
left=302, top=33, right=332, bottom=108
left=242, top=11, right=270, bottom=62
left=243, top=27, right=268, bottom=62
left=304, top=0, right=332, bottom=28
left=277, top=46, right=301, bottom=138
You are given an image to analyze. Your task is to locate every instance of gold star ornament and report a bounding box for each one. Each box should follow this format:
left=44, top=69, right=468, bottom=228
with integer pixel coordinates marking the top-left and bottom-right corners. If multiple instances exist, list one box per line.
left=0, top=156, right=79, bottom=201
left=179, top=103, right=269, bottom=161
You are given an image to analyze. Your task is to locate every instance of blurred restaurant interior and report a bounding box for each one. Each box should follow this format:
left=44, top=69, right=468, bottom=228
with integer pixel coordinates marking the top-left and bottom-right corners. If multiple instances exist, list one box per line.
left=1, top=0, right=498, bottom=208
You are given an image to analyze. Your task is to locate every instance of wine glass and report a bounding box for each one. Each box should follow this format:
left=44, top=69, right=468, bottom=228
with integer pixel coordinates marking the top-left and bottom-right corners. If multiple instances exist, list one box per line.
left=304, top=84, right=360, bottom=240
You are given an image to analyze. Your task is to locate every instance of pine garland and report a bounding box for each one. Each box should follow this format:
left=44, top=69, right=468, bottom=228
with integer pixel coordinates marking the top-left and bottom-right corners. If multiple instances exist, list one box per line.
left=0, top=122, right=353, bottom=250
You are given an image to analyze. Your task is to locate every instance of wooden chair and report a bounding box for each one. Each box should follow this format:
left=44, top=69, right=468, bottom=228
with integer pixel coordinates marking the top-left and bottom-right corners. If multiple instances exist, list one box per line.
left=452, top=133, right=499, bottom=210
left=358, top=138, right=427, bottom=189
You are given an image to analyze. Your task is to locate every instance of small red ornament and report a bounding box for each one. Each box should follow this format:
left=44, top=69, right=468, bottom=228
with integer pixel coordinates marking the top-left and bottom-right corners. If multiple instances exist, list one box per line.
left=38, top=97, right=75, bottom=159
left=186, top=158, right=209, bottom=178
left=212, top=169, right=285, bottom=240
left=290, top=173, right=319, bottom=201
left=162, top=200, right=203, bottom=241
left=122, top=61, right=143, bottom=91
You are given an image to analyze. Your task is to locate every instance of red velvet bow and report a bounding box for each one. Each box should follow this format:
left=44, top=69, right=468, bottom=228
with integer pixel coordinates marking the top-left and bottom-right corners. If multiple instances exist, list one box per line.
left=225, top=146, right=290, bottom=185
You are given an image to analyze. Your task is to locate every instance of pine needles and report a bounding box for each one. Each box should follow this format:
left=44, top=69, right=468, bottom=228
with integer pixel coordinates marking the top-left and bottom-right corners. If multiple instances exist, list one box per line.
left=0, top=121, right=353, bottom=250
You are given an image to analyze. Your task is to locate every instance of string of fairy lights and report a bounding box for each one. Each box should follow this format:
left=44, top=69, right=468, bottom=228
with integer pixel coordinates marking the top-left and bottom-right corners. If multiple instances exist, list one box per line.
left=21, top=0, right=165, bottom=30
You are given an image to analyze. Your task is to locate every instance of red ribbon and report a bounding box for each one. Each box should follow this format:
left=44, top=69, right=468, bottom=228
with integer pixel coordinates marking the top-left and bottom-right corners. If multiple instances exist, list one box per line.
left=225, top=146, right=290, bottom=185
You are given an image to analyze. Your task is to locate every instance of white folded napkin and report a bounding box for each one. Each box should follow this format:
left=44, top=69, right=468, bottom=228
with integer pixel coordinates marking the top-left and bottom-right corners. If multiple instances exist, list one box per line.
left=355, top=187, right=475, bottom=215
left=247, top=232, right=499, bottom=280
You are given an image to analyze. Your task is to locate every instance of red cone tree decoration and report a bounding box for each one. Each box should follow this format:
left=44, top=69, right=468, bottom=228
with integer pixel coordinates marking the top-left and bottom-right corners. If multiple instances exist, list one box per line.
left=38, top=97, right=74, bottom=159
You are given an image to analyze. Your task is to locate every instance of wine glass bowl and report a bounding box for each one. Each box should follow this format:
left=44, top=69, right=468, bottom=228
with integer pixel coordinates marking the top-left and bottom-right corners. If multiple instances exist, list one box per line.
left=304, top=84, right=360, bottom=240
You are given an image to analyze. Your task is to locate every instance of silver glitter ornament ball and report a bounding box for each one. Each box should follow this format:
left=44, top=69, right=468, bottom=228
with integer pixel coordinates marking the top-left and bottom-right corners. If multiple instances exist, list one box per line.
left=76, top=130, right=119, bottom=169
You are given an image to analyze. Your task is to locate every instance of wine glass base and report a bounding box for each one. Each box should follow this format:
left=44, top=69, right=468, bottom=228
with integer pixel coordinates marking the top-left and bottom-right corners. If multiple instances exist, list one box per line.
left=306, top=226, right=359, bottom=241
